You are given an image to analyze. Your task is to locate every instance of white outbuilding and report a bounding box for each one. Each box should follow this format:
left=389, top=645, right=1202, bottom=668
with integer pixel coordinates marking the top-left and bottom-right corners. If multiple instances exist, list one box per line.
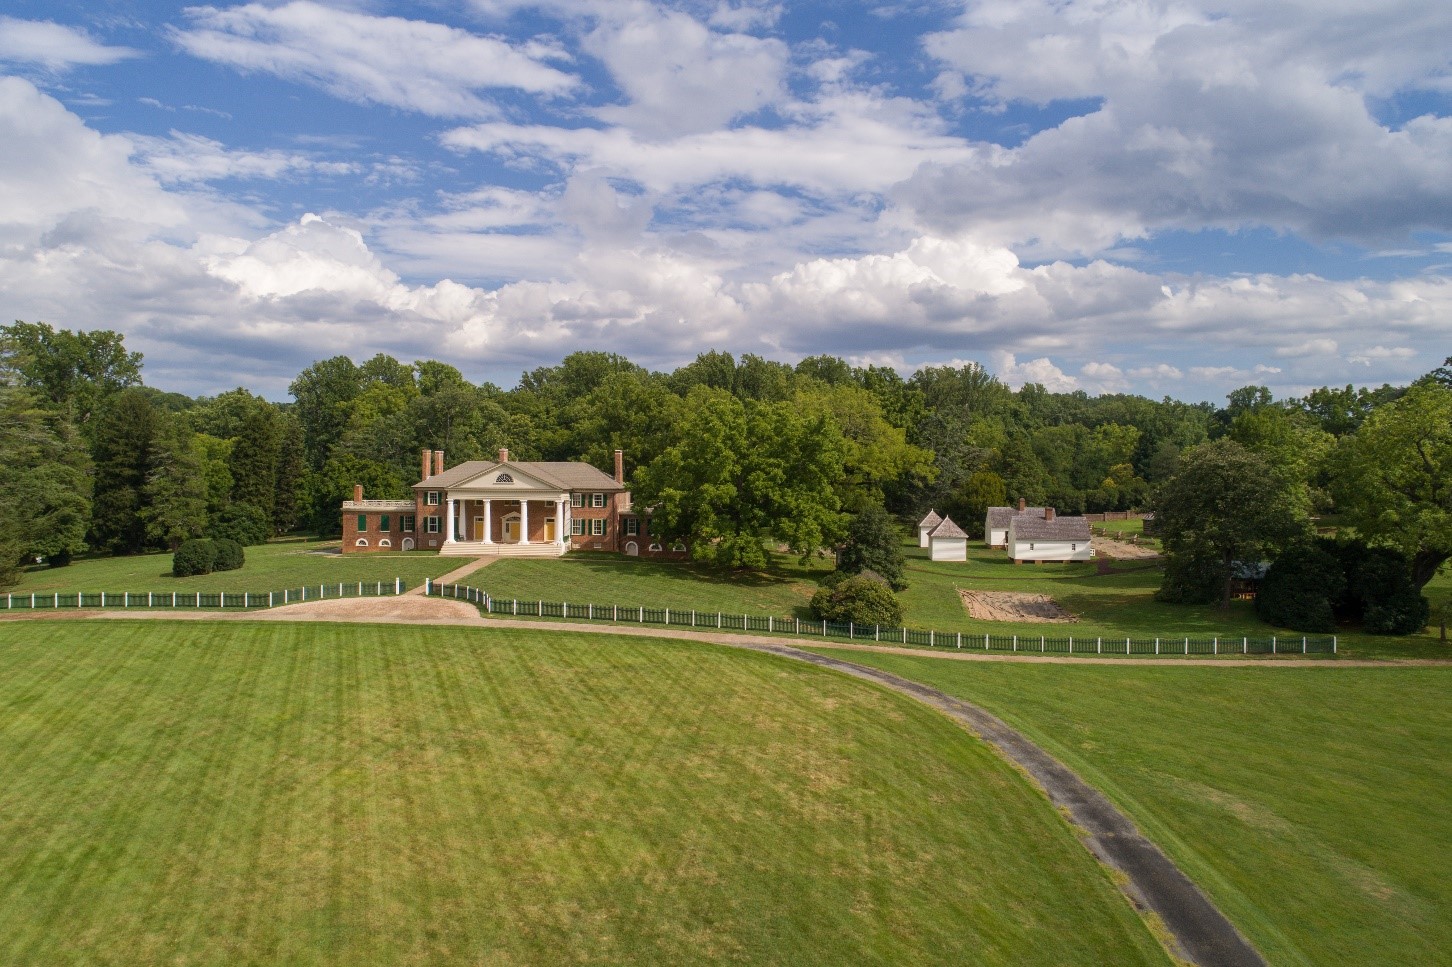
left=1006, top=508, right=1093, bottom=563
left=927, top=516, right=969, bottom=562
left=917, top=509, right=943, bottom=548
left=984, top=498, right=1045, bottom=548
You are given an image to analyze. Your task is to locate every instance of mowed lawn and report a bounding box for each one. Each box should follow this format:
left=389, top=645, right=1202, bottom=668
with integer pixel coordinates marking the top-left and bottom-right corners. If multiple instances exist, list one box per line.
left=9, top=538, right=458, bottom=596
left=475, top=546, right=1446, bottom=659
left=811, top=651, right=1452, bottom=967
left=0, top=620, right=1168, bottom=966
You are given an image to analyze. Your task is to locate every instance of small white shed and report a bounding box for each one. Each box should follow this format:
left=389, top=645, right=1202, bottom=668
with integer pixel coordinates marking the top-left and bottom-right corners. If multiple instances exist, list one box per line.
left=984, top=499, right=1045, bottom=548
left=928, top=516, right=968, bottom=562
left=917, top=509, right=943, bottom=548
left=1006, top=509, right=1093, bottom=563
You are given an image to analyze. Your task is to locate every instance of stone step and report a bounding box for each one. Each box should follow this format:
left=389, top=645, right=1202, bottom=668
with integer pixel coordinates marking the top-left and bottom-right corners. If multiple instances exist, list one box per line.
left=437, top=542, right=569, bottom=558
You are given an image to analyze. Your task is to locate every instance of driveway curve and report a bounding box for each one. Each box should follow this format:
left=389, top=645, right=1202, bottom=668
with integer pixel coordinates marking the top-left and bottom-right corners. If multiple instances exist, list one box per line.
left=6, top=596, right=1287, bottom=964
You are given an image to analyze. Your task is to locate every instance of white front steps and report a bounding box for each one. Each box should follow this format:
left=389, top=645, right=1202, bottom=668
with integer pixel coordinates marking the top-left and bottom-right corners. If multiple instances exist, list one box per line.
left=438, top=541, right=569, bottom=558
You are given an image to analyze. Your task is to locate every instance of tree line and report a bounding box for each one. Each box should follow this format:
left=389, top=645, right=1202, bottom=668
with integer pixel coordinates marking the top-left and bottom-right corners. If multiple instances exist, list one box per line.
left=2, top=320, right=1447, bottom=631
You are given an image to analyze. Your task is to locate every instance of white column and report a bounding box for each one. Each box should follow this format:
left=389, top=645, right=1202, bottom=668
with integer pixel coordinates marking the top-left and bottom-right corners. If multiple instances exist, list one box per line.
left=483, top=499, right=492, bottom=543
left=557, top=497, right=567, bottom=546
left=520, top=499, right=530, bottom=544
left=445, top=498, right=456, bottom=542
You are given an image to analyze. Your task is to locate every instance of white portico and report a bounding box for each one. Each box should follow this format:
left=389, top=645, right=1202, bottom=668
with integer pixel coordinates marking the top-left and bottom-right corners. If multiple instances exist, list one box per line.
left=413, top=447, right=627, bottom=558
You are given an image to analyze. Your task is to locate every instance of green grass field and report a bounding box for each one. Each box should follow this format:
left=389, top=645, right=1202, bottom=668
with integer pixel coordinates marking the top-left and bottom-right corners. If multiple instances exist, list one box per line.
left=0, top=620, right=1168, bottom=965
left=10, top=538, right=458, bottom=596
left=477, top=544, right=1448, bottom=660
left=811, top=651, right=1452, bottom=967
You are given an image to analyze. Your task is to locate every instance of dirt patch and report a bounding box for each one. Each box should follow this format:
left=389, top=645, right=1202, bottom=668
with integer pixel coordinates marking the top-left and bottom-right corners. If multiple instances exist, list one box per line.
left=1094, top=537, right=1161, bottom=560
left=248, top=595, right=487, bottom=625
left=958, top=590, right=1077, bottom=623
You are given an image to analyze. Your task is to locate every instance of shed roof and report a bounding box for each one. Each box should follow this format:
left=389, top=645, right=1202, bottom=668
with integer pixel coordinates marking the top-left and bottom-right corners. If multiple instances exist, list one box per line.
left=986, top=505, right=1046, bottom=530
left=929, top=516, right=968, bottom=540
left=918, top=509, right=942, bottom=529
left=1010, top=515, right=1092, bottom=541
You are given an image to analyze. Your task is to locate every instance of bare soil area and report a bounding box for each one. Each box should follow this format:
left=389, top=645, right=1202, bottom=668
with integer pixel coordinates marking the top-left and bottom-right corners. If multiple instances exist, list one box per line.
left=958, top=590, right=1077, bottom=623
left=1094, top=538, right=1161, bottom=560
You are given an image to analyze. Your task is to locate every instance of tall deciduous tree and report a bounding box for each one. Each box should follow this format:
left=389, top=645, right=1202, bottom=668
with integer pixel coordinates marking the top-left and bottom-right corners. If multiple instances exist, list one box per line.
left=0, top=321, right=142, bottom=431
left=1332, top=382, right=1452, bottom=589
left=0, top=385, right=91, bottom=570
left=1153, top=439, right=1309, bottom=608
left=635, top=388, right=845, bottom=569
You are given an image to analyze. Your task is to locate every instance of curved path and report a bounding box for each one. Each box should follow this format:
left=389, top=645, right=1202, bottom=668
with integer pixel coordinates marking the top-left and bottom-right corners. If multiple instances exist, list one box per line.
left=8, top=596, right=1342, bottom=965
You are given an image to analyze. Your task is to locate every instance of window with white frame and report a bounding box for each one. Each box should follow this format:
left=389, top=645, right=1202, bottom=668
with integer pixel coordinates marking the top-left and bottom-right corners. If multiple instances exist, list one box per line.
left=402, top=515, right=415, bottom=532
left=590, top=518, right=607, bottom=536
left=624, top=517, right=639, bottom=536
left=571, top=493, right=583, bottom=507
left=425, top=517, right=440, bottom=533
left=590, top=493, right=606, bottom=508
left=571, top=519, right=585, bottom=536
left=426, top=491, right=440, bottom=505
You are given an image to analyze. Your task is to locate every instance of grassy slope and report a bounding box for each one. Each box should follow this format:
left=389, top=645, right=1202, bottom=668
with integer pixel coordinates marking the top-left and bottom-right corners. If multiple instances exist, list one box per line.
left=8, top=538, right=458, bottom=596
left=0, top=620, right=1166, bottom=966
left=810, top=651, right=1452, bottom=967
left=478, top=545, right=1448, bottom=659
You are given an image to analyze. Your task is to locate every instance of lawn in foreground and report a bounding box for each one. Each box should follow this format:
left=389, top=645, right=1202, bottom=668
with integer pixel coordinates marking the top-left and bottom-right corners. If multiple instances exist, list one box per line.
left=811, top=650, right=1452, bottom=966
left=10, top=537, right=457, bottom=596
left=0, top=620, right=1167, bottom=966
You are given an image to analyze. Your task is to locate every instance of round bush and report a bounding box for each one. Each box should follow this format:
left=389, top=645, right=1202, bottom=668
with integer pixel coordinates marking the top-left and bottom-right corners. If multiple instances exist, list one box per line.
left=172, top=539, right=216, bottom=577
left=212, top=538, right=245, bottom=572
left=810, top=575, right=904, bottom=627
left=210, top=504, right=272, bottom=547
left=1257, top=542, right=1344, bottom=633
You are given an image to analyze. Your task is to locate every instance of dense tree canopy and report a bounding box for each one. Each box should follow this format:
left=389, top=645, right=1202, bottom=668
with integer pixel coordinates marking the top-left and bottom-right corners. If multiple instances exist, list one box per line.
left=1153, top=440, right=1310, bottom=608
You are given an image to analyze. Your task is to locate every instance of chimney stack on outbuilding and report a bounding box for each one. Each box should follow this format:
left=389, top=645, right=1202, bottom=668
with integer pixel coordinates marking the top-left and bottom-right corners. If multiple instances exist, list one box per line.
left=1045, top=507, right=1055, bottom=521
left=1018, top=498, right=1027, bottom=512
left=433, top=450, right=444, bottom=476
left=498, top=447, right=509, bottom=463
left=353, top=484, right=363, bottom=503
left=614, top=449, right=624, bottom=483
left=421, top=448, right=431, bottom=481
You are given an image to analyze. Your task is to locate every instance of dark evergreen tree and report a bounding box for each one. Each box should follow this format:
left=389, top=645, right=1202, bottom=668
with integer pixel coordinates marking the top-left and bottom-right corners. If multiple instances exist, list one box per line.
left=90, top=389, right=164, bottom=554
left=835, top=506, right=907, bottom=590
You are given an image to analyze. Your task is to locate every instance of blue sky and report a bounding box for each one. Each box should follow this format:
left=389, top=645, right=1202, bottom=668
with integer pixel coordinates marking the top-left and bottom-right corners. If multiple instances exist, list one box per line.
left=1, top=0, right=1449, bottom=401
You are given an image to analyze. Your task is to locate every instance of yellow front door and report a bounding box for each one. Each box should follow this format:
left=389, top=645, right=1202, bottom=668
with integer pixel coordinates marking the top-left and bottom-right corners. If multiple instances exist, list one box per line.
left=473, top=517, right=485, bottom=541
left=544, top=518, right=556, bottom=542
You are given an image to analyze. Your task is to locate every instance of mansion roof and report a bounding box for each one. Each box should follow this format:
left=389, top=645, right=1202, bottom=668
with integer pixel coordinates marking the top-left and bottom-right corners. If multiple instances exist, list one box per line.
left=416, top=459, right=624, bottom=493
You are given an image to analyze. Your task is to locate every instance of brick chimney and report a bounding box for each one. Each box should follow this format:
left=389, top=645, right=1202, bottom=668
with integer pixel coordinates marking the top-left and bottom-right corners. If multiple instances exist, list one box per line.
left=498, top=447, right=509, bottom=464
left=1018, top=498, right=1026, bottom=512
left=433, top=450, right=444, bottom=476
left=421, top=448, right=431, bottom=481
left=1045, top=507, right=1055, bottom=521
left=353, top=484, right=363, bottom=503
left=614, top=449, right=624, bottom=483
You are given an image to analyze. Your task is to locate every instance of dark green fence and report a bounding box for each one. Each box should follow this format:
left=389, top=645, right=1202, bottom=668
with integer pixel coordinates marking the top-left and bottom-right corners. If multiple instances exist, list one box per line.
left=427, top=581, right=1336, bottom=656
left=3, top=580, right=407, bottom=612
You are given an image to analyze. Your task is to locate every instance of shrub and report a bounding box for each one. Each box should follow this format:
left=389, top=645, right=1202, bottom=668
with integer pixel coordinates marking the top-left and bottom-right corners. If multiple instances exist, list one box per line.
left=1256, top=542, right=1344, bottom=633
left=211, top=538, right=245, bottom=572
left=1350, top=546, right=1429, bottom=635
left=172, top=539, right=216, bottom=577
left=210, top=504, right=271, bottom=546
left=810, top=575, right=905, bottom=627
left=1154, top=550, right=1222, bottom=604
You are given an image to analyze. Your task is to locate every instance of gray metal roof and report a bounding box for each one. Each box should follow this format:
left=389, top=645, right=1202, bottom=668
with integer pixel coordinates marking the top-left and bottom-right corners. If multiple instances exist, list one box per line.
left=416, top=460, right=624, bottom=492
left=986, top=505, right=1048, bottom=530
left=1010, top=515, right=1092, bottom=541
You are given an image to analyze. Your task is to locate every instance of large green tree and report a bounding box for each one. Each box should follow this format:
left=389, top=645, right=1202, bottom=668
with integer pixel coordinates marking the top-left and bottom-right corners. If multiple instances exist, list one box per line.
left=89, top=389, right=165, bottom=554
left=835, top=506, right=907, bottom=590
left=0, top=384, right=91, bottom=571
left=1332, top=382, right=1452, bottom=589
left=634, top=387, right=845, bottom=569
left=1153, top=439, right=1309, bottom=608
left=141, top=417, right=209, bottom=550
left=0, top=321, right=142, bottom=432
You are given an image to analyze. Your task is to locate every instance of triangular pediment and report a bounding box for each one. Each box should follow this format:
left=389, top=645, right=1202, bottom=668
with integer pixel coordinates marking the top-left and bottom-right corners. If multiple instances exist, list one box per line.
left=452, top=463, right=558, bottom=493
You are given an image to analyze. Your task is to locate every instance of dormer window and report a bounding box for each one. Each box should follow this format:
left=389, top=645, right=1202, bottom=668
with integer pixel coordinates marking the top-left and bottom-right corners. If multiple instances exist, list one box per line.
left=495, top=473, right=513, bottom=484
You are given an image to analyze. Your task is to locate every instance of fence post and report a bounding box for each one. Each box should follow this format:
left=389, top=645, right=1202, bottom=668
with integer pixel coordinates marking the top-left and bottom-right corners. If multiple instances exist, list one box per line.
left=849, top=621, right=854, bottom=640
left=1013, top=635, right=1017, bottom=652
left=1155, top=638, right=1159, bottom=655
left=985, top=634, right=989, bottom=650
left=1333, top=636, right=1337, bottom=654
left=1040, top=635, right=1044, bottom=652
left=1302, top=636, right=1306, bottom=654
left=930, top=631, right=935, bottom=647
left=902, top=628, right=906, bottom=644
left=1243, top=637, right=1247, bottom=654
left=1214, top=637, right=1218, bottom=655
left=1068, top=636, right=1072, bottom=654
left=875, top=625, right=879, bottom=642
left=1272, top=636, right=1277, bottom=654
left=666, top=607, right=670, bottom=625
left=1126, top=637, right=1130, bottom=654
